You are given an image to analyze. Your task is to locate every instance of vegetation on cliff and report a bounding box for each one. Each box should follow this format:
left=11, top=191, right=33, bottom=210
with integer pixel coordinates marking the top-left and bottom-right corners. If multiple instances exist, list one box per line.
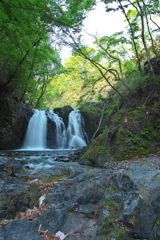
left=79, top=73, right=160, bottom=165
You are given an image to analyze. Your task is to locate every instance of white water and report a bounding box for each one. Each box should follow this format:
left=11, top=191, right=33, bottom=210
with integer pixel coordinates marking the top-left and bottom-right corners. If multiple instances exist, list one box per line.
left=67, top=109, right=87, bottom=148
left=22, top=110, right=47, bottom=150
left=22, top=109, right=87, bottom=150
left=47, top=110, right=67, bottom=148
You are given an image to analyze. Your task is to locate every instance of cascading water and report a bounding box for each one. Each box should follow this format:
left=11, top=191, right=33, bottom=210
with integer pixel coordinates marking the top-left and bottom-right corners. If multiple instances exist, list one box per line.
left=22, top=108, right=87, bottom=150
left=47, top=110, right=67, bottom=148
left=22, top=110, right=47, bottom=150
left=67, top=109, right=87, bottom=148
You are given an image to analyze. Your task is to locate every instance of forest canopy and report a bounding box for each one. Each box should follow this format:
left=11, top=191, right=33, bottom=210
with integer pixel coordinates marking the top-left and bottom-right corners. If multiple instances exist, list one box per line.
left=0, top=0, right=159, bottom=108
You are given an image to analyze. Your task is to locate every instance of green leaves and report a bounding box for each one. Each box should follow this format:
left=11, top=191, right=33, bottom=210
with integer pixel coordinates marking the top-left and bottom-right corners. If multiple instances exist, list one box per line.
left=0, top=0, right=95, bottom=107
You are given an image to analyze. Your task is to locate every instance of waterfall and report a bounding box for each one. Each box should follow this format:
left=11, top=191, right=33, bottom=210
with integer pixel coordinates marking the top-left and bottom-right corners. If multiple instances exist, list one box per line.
left=23, top=110, right=47, bottom=150
left=22, top=108, right=87, bottom=150
left=47, top=110, right=67, bottom=148
left=67, top=109, right=87, bottom=148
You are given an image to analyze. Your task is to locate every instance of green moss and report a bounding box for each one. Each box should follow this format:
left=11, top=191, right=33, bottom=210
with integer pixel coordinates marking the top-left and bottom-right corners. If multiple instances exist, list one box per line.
left=104, top=199, right=122, bottom=216
left=114, top=229, right=133, bottom=240
left=21, top=176, right=33, bottom=182
left=79, top=98, right=160, bottom=165
left=42, top=175, right=68, bottom=182
left=80, top=103, right=101, bottom=119
left=47, top=215, right=52, bottom=220
left=105, top=216, right=114, bottom=228
left=5, top=166, right=14, bottom=176
left=23, top=184, right=41, bottom=208
left=84, top=168, right=93, bottom=172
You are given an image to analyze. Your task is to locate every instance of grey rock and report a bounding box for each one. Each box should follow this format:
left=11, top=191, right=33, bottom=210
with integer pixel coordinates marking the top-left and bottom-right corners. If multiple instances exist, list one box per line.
left=3, top=220, right=42, bottom=240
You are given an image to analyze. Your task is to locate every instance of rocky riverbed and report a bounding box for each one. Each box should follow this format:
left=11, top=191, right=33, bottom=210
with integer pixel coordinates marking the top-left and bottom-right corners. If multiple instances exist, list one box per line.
left=0, top=150, right=160, bottom=240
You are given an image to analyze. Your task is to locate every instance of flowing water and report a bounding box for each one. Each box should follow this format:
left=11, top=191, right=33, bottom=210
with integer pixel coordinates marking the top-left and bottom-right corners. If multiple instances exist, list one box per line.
left=23, top=110, right=47, bottom=150
left=47, top=109, right=67, bottom=148
left=22, top=109, right=87, bottom=151
left=67, top=109, right=87, bottom=148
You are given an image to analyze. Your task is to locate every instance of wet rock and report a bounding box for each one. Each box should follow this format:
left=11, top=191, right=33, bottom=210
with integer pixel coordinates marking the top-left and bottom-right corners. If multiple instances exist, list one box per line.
left=54, top=105, right=73, bottom=127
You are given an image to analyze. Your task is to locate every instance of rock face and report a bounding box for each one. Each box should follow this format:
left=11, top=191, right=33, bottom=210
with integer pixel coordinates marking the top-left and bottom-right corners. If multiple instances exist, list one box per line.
left=1, top=151, right=160, bottom=239
left=54, top=105, right=73, bottom=127
left=80, top=102, right=104, bottom=141
left=0, top=96, right=33, bottom=150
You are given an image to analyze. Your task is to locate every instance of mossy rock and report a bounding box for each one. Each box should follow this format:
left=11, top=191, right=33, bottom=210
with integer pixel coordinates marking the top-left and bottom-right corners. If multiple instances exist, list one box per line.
left=42, top=174, right=68, bottom=182
left=79, top=104, right=160, bottom=165
left=23, top=184, right=41, bottom=208
left=79, top=131, right=113, bottom=165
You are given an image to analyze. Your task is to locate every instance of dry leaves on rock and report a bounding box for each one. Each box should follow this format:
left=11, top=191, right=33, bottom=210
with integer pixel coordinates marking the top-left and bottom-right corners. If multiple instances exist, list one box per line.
left=0, top=219, right=12, bottom=227
left=0, top=180, right=58, bottom=227
left=38, top=229, right=60, bottom=240
left=15, top=204, right=55, bottom=221
left=0, top=204, right=55, bottom=226
left=27, top=179, right=59, bottom=196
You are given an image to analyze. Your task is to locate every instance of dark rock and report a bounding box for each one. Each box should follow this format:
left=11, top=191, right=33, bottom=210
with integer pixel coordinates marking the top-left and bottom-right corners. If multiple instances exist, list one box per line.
left=108, top=124, right=121, bottom=139
left=144, top=57, right=160, bottom=75
left=80, top=102, right=103, bottom=142
left=54, top=105, right=73, bottom=127
left=46, top=117, right=57, bottom=148
left=0, top=96, right=33, bottom=150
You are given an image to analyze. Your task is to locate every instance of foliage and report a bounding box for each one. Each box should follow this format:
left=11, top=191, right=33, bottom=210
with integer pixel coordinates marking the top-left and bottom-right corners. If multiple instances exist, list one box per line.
left=0, top=0, right=96, bottom=107
left=41, top=54, right=109, bottom=108
left=1, top=0, right=160, bottom=110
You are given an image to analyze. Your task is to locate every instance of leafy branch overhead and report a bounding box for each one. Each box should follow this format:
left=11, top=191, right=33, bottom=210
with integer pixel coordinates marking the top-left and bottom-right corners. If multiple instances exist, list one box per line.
left=0, top=0, right=96, bottom=107
left=0, top=0, right=159, bottom=108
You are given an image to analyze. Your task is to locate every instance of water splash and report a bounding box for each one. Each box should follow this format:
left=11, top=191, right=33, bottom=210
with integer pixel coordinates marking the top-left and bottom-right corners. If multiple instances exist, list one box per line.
left=23, top=110, right=47, bottom=150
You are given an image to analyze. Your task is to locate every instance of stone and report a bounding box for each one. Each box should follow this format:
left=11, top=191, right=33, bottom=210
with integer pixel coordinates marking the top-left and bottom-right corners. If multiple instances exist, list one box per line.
left=3, top=220, right=42, bottom=240
left=0, top=96, right=33, bottom=150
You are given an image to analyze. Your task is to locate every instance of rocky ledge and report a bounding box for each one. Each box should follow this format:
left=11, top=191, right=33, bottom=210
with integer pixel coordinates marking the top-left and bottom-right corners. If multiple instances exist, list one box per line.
left=0, top=151, right=160, bottom=240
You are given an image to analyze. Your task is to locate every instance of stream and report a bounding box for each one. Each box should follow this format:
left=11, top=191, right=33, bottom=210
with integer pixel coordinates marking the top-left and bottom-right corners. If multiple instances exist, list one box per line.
left=0, top=148, right=85, bottom=172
